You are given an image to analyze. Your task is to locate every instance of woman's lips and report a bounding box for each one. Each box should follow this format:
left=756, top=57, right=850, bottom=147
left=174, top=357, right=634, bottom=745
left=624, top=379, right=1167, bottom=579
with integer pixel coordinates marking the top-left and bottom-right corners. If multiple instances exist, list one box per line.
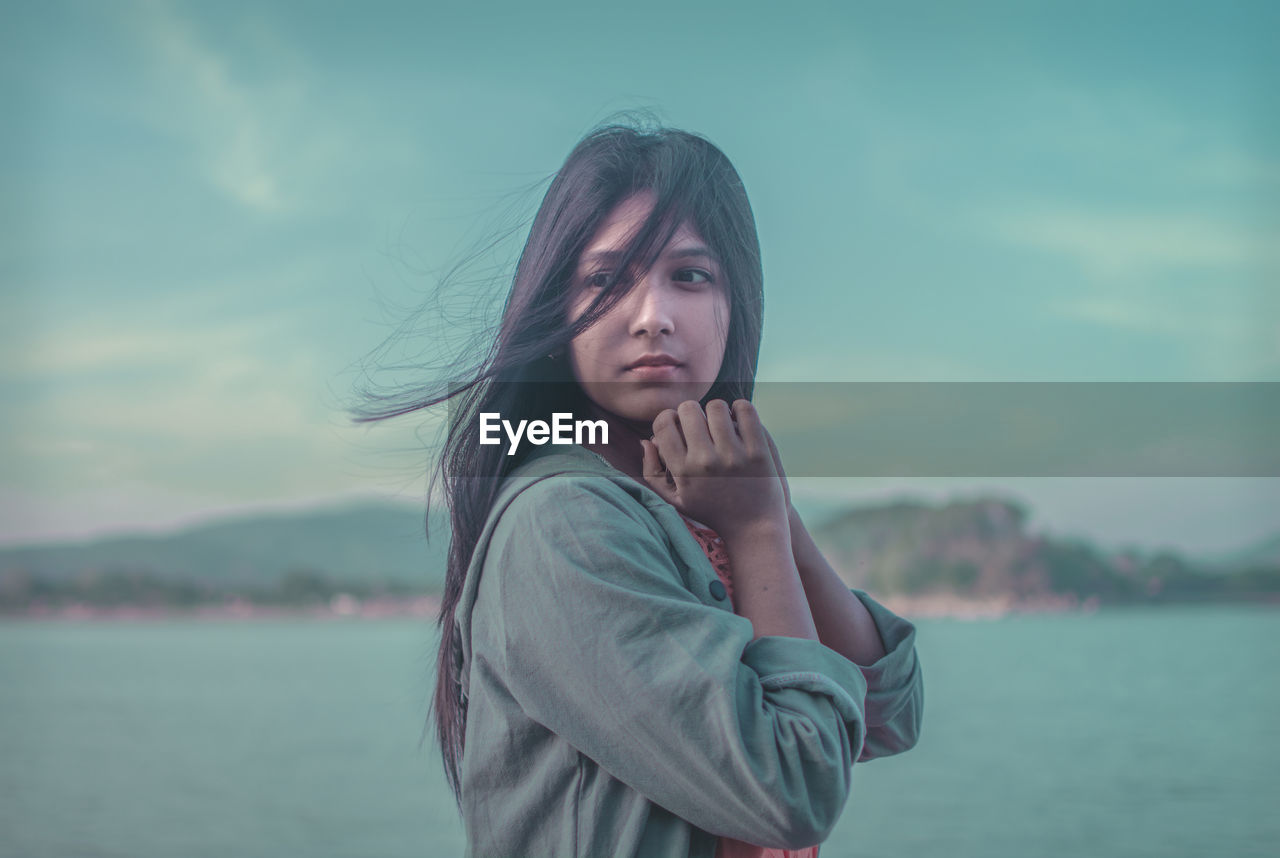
left=625, top=363, right=682, bottom=380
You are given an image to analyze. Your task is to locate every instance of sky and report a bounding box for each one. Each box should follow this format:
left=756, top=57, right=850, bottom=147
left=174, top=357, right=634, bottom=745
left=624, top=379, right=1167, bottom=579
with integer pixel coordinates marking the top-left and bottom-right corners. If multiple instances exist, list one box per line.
left=2, top=0, right=1277, bottom=555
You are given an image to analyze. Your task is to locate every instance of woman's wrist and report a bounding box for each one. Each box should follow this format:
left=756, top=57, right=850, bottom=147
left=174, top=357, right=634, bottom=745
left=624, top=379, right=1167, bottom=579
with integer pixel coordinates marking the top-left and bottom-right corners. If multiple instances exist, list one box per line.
left=787, top=507, right=826, bottom=585
left=716, top=513, right=791, bottom=549
left=718, top=516, right=817, bottom=641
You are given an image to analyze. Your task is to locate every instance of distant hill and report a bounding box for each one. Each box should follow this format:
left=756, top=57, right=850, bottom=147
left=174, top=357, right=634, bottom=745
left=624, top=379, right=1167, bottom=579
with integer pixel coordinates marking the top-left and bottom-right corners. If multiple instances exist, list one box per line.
left=1, top=495, right=1276, bottom=614
left=0, top=502, right=450, bottom=592
left=811, top=496, right=1280, bottom=605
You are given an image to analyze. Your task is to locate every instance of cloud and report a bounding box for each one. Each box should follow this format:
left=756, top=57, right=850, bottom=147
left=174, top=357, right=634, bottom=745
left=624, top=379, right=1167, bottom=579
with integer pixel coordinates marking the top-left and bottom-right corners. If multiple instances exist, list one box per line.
left=758, top=347, right=992, bottom=382
left=1047, top=294, right=1255, bottom=341
left=129, top=2, right=300, bottom=213
left=0, top=303, right=448, bottom=501
left=123, top=2, right=436, bottom=220
left=3, top=322, right=323, bottom=475
left=3, top=314, right=282, bottom=378
left=980, top=205, right=1279, bottom=377
left=988, top=208, right=1277, bottom=280
left=1187, top=149, right=1280, bottom=188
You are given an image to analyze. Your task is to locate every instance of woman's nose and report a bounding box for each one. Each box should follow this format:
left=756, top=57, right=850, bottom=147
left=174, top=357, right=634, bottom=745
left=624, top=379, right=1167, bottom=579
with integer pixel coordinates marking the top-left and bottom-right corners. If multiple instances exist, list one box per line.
left=627, top=277, right=674, bottom=337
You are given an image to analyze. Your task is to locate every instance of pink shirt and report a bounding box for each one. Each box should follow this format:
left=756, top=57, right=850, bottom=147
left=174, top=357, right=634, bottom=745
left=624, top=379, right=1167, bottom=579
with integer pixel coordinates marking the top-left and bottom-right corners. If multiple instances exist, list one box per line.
left=680, top=514, right=822, bottom=858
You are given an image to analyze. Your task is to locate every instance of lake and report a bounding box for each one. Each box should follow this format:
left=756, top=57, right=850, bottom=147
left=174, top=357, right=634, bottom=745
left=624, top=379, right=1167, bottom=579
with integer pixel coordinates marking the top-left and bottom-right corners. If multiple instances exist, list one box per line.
left=1, top=607, right=1276, bottom=857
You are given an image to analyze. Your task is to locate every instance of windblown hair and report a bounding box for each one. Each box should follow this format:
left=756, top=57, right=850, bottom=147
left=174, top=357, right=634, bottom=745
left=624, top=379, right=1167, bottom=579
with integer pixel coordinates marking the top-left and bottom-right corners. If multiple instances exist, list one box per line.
left=352, top=117, right=766, bottom=809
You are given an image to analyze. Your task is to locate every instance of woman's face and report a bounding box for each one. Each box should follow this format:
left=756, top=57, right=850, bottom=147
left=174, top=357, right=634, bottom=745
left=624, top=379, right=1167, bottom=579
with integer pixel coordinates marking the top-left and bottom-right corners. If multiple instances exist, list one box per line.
left=566, top=191, right=731, bottom=424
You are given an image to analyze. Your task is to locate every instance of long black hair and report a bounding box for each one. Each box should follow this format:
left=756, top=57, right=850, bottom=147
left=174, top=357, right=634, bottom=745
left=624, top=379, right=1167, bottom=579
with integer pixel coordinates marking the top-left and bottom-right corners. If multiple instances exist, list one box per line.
left=352, top=117, right=767, bottom=809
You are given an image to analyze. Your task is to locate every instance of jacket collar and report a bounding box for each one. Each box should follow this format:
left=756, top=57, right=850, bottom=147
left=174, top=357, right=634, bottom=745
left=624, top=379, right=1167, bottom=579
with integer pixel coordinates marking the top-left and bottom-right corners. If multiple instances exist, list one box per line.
left=507, top=439, right=623, bottom=480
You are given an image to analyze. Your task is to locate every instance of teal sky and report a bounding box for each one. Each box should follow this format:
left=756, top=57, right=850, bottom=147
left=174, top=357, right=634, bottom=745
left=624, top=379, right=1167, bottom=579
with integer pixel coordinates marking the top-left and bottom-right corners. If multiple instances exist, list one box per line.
left=2, top=1, right=1277, bottom=553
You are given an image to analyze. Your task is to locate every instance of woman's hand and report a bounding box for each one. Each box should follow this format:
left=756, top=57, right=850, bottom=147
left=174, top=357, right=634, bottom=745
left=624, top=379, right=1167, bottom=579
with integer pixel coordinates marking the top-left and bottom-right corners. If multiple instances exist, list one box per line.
left=640, top=399, right=789, bottom=540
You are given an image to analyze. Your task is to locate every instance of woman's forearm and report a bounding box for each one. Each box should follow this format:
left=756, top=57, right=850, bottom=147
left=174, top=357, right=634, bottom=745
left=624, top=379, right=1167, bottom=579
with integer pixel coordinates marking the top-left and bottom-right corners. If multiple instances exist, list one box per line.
left=719, top=518, right=820, bottom=642
left=788, top=507, right=887, bottom=666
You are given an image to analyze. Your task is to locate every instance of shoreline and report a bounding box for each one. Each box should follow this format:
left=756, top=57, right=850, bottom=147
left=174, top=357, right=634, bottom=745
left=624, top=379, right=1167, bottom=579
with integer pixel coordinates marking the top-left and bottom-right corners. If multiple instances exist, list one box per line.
left=3, top=591, right=1275, bottom=623
left=877, top=592, right=1101, bottom=620
left=1, top=595, right=444, bottom=623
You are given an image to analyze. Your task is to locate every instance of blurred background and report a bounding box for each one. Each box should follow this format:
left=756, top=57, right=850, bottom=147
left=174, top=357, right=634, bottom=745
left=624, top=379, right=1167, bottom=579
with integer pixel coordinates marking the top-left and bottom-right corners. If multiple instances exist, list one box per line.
left=2, top=1, right=1277, bottom=856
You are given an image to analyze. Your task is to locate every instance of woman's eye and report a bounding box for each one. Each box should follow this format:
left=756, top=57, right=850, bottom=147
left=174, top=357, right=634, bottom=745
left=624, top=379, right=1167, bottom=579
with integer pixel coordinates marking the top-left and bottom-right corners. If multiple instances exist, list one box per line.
left=673, top=268, right=714, bottom=286
left=585, top=271, right=611, bottom=289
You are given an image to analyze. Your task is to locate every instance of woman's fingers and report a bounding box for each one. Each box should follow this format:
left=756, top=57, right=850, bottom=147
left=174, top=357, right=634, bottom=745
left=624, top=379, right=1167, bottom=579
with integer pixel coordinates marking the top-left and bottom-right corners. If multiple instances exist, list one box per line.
left=731, top=399, right=771, bottom=467
left=640, top=439, right=677, bottom=502
left=675, top=400, right=714, bottom=465
left=646, top=399, right=789, bottom=533
left=651, top=407, right=688, bottom=472
left=653, top=399, right=762, bottom=483
left=704, top=398, right=743, bottom=454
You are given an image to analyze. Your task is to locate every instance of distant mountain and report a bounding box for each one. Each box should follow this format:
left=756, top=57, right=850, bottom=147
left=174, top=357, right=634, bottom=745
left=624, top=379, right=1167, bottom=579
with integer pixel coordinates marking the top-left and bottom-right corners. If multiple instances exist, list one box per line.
left=811, top=496, right=1280, bottom=605
left=0, top=502, right=450, bottom=592
left=2, top=495, right=1276, bottom=613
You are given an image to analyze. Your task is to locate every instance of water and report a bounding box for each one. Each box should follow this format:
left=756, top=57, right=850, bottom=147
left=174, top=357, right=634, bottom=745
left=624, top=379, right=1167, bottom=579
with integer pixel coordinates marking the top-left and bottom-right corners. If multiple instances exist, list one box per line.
left=1, top=608, right=1276, bottom=858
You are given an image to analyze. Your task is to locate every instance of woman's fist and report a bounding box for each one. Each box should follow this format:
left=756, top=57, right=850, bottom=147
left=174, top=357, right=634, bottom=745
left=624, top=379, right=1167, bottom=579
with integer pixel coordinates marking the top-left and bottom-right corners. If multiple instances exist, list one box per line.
left=640, top=399, right=789, bottom=539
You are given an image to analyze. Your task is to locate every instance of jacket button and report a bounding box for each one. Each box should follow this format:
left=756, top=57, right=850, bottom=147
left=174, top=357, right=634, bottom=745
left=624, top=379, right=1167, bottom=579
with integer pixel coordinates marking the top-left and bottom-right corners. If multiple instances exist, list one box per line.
left=708, top=580, right=727, bottom=601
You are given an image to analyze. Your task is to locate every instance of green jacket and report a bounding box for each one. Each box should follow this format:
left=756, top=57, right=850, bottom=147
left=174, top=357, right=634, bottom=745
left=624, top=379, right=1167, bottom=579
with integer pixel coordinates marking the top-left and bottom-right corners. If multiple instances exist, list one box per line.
left=455, top=442, right=923, bottom=858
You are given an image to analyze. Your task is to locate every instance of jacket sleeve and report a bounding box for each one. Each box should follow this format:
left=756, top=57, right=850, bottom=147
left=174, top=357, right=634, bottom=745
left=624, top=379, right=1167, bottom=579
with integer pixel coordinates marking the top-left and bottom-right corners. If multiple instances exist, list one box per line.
left=475, top=475, right=870, bottom=850
left=847, top=589, right=924, bottom=762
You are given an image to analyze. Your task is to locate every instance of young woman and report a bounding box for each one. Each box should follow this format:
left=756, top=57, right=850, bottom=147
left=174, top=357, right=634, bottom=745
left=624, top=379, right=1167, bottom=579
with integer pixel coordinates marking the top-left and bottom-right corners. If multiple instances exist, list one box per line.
left=357, top=122, right=923, bottom=858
